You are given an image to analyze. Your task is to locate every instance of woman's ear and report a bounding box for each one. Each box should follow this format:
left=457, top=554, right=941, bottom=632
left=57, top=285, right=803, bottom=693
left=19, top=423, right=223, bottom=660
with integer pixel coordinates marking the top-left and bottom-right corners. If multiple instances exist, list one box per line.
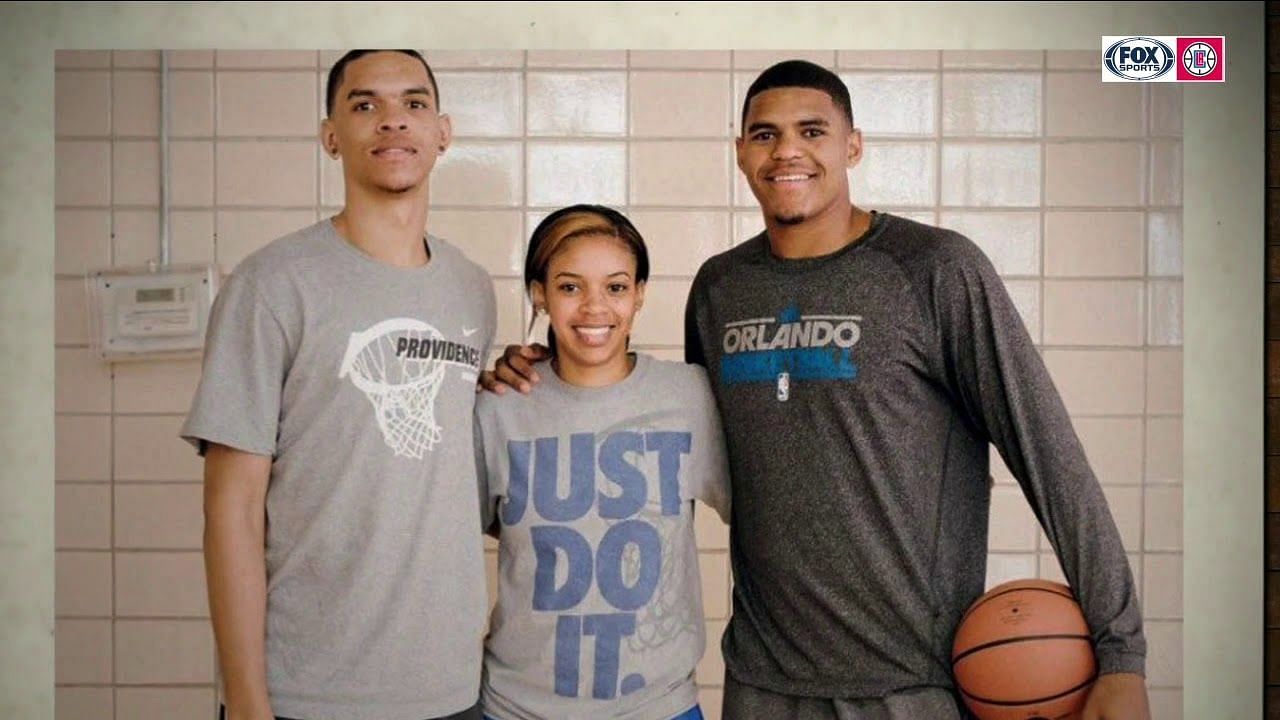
left=530, top=281, right=546, bottom=315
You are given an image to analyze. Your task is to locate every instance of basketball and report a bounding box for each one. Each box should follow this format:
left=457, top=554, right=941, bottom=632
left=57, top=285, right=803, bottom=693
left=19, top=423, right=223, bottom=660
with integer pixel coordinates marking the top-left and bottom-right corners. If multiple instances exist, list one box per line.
left=951, top=579, right=1097, bottom=720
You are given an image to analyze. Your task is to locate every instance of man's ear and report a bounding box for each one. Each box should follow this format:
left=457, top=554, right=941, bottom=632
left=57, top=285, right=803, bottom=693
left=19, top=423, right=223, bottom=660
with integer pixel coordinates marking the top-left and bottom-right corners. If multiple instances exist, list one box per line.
left=320, top=117, right=339, bottom=159
left=846, top=127, right=863, bottom=169
left=436, top=113, right=453, bottom=155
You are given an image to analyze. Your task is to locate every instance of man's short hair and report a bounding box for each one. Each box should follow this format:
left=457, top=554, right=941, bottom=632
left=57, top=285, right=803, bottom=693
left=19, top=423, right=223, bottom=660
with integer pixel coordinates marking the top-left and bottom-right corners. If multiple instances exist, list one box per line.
left=325, top=49, right=440, bottom=117
left=741, top=59, right=854, bottom=131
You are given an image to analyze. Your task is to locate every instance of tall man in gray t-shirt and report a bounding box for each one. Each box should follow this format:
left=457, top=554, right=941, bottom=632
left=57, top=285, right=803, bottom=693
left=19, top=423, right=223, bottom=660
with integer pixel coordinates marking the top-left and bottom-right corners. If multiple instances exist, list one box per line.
left=182, top=50, right=496, bottom=720
left=487, top=61, right=1152, bottom=719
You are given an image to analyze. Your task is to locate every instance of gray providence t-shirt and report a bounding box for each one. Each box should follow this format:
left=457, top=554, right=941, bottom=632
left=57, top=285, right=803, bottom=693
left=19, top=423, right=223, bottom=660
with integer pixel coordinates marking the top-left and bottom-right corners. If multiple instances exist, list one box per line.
left=181, top=218, right=496, bottom=720
left=474, top=355, right=731, bottom=720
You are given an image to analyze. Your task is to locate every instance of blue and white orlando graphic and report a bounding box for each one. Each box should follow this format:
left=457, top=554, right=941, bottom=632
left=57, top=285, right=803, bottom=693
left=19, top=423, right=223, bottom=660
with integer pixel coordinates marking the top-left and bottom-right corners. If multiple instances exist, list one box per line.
left=719, top=304, right=861, bottom=385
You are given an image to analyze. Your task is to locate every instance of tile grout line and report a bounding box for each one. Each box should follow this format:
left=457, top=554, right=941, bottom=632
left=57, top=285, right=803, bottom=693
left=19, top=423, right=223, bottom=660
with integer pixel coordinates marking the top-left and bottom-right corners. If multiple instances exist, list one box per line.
left=108, top=50, right=118, bottom=720
left=933, top=59, right=943, bottom=228
left=211, top=50, right=225, bottom=707
left=1036, top=50, right=1048, bottom=576
left=1140, top=78, right=1152, bottom=611
left=521, top=52, right=530, bottom=341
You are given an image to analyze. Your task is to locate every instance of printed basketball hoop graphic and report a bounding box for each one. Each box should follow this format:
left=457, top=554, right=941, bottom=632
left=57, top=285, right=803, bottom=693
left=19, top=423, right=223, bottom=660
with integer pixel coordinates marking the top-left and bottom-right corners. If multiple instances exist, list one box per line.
left=614, top=510, right=698, bottom=653
left=340, top=318, right=449, bottom=459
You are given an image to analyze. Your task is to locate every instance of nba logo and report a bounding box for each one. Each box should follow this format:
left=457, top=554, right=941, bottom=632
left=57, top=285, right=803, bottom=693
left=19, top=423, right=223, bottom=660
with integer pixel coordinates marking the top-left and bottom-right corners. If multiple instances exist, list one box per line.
left=776, top=372, right=790, bottom=402
left=1176, top=36, right=1225, bottom=81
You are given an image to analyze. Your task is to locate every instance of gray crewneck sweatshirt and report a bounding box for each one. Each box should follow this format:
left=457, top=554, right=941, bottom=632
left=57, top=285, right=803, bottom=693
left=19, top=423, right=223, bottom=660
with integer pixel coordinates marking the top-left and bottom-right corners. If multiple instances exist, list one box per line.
left=475, top=354, right=731, bottom=719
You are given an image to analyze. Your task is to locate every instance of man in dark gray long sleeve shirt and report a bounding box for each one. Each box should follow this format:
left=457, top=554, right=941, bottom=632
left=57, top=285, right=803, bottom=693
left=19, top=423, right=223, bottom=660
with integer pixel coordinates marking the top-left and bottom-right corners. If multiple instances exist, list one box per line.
left=682, top=61, right=1150, bottom=719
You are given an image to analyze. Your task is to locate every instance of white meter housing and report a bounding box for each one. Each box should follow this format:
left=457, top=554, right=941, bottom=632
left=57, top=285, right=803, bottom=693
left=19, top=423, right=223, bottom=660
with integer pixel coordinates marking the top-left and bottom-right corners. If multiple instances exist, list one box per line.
left=87, top=264, right=219, bottom=361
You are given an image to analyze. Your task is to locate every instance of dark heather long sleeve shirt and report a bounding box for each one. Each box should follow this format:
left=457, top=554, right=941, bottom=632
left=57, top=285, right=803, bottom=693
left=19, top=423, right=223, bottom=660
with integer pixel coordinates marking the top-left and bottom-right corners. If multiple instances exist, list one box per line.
left=684, top=212, right=1145, bottom=699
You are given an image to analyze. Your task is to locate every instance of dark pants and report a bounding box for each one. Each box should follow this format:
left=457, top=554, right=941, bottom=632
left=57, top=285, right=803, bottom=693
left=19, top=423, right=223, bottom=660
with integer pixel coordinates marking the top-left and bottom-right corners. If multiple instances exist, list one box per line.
left=220, top=701, right=483, bottom=720
left=722, top=674, right=965, bottom=720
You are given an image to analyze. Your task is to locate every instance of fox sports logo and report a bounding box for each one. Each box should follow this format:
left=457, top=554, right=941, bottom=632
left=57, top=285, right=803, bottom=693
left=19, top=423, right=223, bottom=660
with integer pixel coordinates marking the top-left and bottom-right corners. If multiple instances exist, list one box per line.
left=1104, top=37, right=1175, bottom=80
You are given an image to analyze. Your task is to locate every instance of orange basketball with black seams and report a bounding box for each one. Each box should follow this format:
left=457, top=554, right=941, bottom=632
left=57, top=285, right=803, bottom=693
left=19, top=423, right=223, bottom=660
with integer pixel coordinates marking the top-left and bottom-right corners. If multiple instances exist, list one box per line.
left=951, top=579, right=1097, bottom=720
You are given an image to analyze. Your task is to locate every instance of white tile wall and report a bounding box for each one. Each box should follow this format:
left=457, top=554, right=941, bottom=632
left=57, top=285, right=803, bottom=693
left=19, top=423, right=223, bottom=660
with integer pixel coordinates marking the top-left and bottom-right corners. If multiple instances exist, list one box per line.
left=54, top=49, right=1183, bottom=710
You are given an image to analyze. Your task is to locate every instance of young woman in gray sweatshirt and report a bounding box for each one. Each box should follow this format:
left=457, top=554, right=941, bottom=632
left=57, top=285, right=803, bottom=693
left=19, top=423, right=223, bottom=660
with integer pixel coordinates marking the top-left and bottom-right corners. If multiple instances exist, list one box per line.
left=474, top=205, right=731, bottom=720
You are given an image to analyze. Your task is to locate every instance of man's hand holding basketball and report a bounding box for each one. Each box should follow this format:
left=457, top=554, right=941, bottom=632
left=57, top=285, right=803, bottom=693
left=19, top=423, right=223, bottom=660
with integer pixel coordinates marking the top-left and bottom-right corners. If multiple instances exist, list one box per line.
left=1079, top=673, right=1151, bottom=720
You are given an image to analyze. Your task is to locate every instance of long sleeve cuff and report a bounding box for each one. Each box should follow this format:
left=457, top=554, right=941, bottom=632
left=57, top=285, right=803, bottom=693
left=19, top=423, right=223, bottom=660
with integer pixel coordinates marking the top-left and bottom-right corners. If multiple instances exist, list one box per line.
left=1097, top=649, right=1146, bottom=677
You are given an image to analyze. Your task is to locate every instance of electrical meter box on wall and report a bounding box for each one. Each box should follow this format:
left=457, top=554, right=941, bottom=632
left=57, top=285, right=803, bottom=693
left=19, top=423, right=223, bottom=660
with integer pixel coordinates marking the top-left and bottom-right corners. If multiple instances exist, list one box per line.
left=87, top=264, right=219, bottom=362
